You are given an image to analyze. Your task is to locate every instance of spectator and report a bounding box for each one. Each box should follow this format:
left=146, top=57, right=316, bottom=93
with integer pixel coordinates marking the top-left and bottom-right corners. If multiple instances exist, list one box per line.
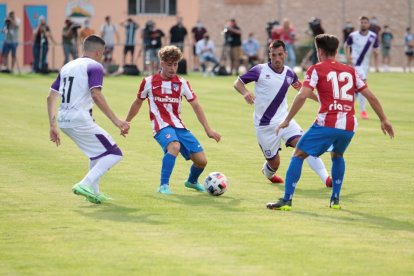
left=169, top=16, right=188, bottom=52
left=381, top=25, right=393, bottom=72
left=342, top=21, right=354, bottom=43
left=223, top=18, right=242, bottom=75
left=191, top=20, right=207, bottom=71
left=100, top=16, right=119, bottom=64
left=279, top=18, right=296, bottom=69
left=369, top=16, right=381, bottom=72
left=195, top=33, right=219, bottom=76
left=120, top=18, right=139, bottom=65
left=32, top=16, right=56, bottom=73
left=62, top=19, right=79, bottom=65
left=404, top=27, right=414, bottom=72
left=79, top=19, right=95, bottom=43
left=142, top=20, right=165, bottom=75
left=241, top=32, right=260, bottom=69
left=1, top=11, right=20, bottom=73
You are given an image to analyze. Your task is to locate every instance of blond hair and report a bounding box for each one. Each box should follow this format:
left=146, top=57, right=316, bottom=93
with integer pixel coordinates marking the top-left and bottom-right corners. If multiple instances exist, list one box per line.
left=158, top=45, right=183, bottom=63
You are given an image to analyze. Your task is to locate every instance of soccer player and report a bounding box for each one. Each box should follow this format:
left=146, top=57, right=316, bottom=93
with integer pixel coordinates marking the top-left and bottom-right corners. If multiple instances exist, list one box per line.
left=233, top=40, right=332, bottom=188
left=47, top=35, right=130, bottom=204
left=267, top=34, right=394, bottom=211
left=123, top=45, right=221, bottom=195
left=345, top=16, right=379, bottom=119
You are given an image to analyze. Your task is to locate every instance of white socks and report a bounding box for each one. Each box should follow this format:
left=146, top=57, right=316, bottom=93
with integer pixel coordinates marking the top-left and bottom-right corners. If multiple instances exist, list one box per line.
left=262, top=161, right=276, bottom=178
left=306, top=156, right=329, bottom=183
left=80, top=154, right=122, bottom=194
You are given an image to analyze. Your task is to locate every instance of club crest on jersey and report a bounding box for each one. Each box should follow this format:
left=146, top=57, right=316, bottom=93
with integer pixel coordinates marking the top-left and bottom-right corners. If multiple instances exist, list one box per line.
left=265, top=150, right=271, bottom=157
left=286, top=76, right=292, bottom=84
left=172, top=83, right=179, bottom=91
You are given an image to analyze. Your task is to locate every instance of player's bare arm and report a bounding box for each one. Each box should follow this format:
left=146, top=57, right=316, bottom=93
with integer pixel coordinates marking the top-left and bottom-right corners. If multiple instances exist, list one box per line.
left=47, top=90, right=61, bottom=146
left=91, top=88, right=130, bottom=136
left=344, top=45, right=352, bottom=65
left=123, top=97, right=145, bottom=134
left=189, top=99, right=221, bottom=142
left=359, top=88, right=394, bottom=138
left=276, top=86, right=312, bottom=135
left=233, top=78, right=255, bottom=104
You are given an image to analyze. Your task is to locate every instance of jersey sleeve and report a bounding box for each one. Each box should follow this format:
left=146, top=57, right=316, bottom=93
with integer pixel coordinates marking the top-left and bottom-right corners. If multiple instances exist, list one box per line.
left=302, top=66, right=318, bottom=90
left=87, top=63, right=104, bottom=90
left=354, top=70, right=368, bottom=91
left=182, top=80, right=197, bottom=102
left=290, top=71, right=302, bottom=90
left=137, top=78, right=149, bottom=99
left=345, top=34, right=353, bottom=46
left=50, top=73, right=61, bottom=93
left=373, top=34, right=379, bottom=49
left=239, top=64, right=261, bottom=84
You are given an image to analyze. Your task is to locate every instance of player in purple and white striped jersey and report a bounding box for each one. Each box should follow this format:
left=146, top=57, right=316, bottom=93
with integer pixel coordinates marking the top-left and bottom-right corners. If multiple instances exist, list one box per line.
left=233, top=40, right=332, bottom=187
left=345, top=16, right=379, bottom=120
left=47, top=35, right=130, bottom=204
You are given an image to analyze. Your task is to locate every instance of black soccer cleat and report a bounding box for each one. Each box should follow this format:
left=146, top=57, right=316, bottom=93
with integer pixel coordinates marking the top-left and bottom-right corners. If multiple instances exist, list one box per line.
left=266, top=198, right=292, bottom=211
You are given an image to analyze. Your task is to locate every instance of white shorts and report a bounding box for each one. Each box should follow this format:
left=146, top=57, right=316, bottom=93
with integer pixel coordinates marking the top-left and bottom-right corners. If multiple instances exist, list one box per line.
left=255, top=119, right=303, bottom=160
left=61, top=124, right=120, bottom=160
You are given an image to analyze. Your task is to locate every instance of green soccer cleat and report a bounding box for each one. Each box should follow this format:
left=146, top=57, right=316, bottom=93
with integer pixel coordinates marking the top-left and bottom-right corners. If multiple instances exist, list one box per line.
left=84, top=193, right=112, bottom=204
left=330, top=197, right=342, bottom=209
left=266, top=198, right=292, bottom=211
left=72, top=183, right=100, bottom=204
left=157, top=184, right=173, bottom=195
left=184, top=180, right=206, bottom=192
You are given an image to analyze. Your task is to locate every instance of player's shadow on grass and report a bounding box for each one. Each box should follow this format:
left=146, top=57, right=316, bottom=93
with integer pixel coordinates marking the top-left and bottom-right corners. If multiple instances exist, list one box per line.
left=294, top=208, right=414, bottom=233
left=149, top=192, right=242, bottom=212
left=75, top=203, right=167, bottom=225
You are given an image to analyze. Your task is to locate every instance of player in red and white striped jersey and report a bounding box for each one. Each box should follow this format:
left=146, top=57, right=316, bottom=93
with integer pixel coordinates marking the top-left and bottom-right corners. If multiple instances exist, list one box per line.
left=124, top=45, right=221, bottom=194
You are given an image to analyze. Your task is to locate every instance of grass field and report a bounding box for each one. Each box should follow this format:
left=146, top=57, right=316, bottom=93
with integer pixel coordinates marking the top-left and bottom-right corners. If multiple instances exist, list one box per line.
left=0, top=71, right=413, bottom=275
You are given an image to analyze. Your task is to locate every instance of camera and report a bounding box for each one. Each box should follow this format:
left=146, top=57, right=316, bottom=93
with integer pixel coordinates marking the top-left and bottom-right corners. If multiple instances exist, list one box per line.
left=5, top=18, right=11, bottom=28
left=266, top=20, right=279, bottom=38
left=308, top=17, right=323, bottom=36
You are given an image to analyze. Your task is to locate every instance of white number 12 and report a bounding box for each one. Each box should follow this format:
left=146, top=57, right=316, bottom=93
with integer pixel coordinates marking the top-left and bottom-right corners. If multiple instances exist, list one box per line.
left=327, top=71, right=353, bottom=101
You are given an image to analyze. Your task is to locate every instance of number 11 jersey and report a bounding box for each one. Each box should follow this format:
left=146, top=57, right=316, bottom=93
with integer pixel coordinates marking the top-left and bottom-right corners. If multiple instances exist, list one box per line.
left=50, top=57, right=105, bottom=128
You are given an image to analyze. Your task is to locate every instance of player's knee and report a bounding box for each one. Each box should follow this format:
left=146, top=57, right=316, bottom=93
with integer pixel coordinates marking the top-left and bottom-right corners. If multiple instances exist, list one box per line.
left=197, top=157, right=207, bottom=168
left=167, top=141, right=180, bottom=156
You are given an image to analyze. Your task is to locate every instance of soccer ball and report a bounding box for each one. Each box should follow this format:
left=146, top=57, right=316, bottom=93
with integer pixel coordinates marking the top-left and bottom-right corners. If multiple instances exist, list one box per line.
left=204, top=172, right=228, bottom=196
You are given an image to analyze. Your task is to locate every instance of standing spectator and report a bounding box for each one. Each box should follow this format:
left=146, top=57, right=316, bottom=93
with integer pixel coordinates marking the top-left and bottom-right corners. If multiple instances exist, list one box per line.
left=404, top=27, right=413, bottom=72
left=369, top=16, right=381, bottom=72
left=191, top=20, right=207, bottom=71
left=79, top=19, right=95, bottom=43
left=224, top=18, right=242, bottom=75
left=100, top=16, right=119, bottom=64
left=195, top=33, right=219, bottom=76
left=345, top=16, right=379, bottom=119
left=62, top=19, right=79, bottom=65
left=279, top=18, right=296, bottom=69
left=32, top=16, right=56, bottom=73
left=169, top=16, right=188, bottom=52
left=142, top=20, right=165, bottom=75
left=120, top=18, right=139, bottom=65
left=1, top=11, right=20, bottom=73
left=241, top=32, right=260, bottom=69
left=381, top=25, right=393, bottom=72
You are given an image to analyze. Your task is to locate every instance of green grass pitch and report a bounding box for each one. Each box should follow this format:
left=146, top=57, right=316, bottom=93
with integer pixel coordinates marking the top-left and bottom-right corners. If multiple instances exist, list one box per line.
left=0, top=72, right=413, bottom=275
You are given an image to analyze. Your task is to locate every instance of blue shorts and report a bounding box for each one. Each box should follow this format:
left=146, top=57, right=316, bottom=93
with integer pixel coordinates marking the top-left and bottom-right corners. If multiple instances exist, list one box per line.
left=154, top=126, right=203, bottom=160
left=297, top=124, right=354, bottom=157
left=2, top=42, right=18, bottom=56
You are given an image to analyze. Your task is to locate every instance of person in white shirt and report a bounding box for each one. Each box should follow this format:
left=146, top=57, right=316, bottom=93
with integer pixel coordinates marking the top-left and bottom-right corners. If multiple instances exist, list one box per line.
left=47, top=35, right=130, bottom=204
left=100, top=16, right=120, bottom=64
left=345, top=16, right=379, bottom=119
left=195, top=33, right=219, bottom=76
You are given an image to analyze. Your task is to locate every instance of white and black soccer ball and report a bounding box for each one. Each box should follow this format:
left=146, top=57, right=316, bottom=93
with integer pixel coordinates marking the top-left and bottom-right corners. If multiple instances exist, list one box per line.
left=204, top=172, right=228, bottom=196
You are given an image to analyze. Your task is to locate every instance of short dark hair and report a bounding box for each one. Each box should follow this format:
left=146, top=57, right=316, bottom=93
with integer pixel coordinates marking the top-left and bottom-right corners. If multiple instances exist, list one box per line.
left=83, top=35, right=105, bottom=51
left=269, top=40, right=286, bottom=51
left=360, top=16, right=369, bottom=21
left=314, top=34, right=339, bottom=57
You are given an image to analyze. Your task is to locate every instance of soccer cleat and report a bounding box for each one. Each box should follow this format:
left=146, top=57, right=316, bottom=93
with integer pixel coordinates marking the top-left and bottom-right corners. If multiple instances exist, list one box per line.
left=268, top=174, right=284, bottom=184
left=325, top=176, right=332, bottom=188
left=360, top=111, right=369, bottom=119
left=266, top=198, right=292, bottom=211
left=158, top=184, right=173, bottom=195
left=330, top=197, right=341, bottom=209
left=72, top=183, right=100, bottom=204
left=184, top=180, right=206, bottom=192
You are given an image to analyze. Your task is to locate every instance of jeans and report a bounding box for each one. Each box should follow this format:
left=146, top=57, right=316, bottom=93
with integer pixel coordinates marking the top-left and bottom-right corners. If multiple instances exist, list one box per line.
left=33, top=43, right=48, bottom=72
left=285, top=43, right=296, bottom=69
